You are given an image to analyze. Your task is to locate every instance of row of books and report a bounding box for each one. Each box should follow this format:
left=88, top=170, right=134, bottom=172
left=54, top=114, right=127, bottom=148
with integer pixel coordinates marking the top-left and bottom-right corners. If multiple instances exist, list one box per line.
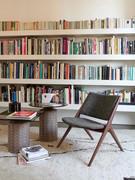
left=0, top=36, right=135, bottom=55
left=0, top=37, right=27, bottom=55
left=104, top=89, right=135, bottom=104
left=1, top=62, right=135, bottom=80
left=1, top=84, right=135, bottom=105
left=0, top=18, right=135, bottom=31
left=0, top=85, right=88, bottom=105
left=88, top=65, right=135, bottom=81
left=62, top=18, right=135, bottom=29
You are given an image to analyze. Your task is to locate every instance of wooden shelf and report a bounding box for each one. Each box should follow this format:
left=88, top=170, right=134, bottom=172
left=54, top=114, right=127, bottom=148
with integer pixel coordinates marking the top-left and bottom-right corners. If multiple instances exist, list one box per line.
left=0, top=102, right=135, bottom=112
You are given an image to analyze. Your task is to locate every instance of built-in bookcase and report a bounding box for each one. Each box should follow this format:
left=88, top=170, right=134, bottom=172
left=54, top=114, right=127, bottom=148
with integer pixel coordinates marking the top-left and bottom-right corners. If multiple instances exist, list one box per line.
left=0, top=26, right=135, bottom=113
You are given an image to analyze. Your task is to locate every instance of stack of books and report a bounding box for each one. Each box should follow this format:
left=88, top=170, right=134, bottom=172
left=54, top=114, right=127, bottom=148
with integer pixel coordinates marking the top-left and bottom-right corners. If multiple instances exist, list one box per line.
left=8, top=110, right=37, bottom=120
left=17, top=145, right=50, bottom=165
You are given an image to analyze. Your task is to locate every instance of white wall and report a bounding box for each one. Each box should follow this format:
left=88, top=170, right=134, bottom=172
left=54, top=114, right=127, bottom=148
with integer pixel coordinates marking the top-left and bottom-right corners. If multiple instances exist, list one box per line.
left=0, top=0, right=134, bottom=21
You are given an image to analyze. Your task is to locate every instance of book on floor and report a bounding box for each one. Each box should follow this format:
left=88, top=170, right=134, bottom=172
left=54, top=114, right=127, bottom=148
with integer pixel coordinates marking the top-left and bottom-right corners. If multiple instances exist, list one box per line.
left=7, top=110, right=37, bottom=120
left=17, top=153, right=51, bottom=165
left=20, top=145, right=49, bottom=161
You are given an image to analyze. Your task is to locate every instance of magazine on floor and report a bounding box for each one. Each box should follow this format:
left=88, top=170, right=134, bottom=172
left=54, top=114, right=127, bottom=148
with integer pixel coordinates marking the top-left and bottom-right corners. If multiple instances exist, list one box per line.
left=20, top=145, right=49, bottom=161
left=17, top=153, right=51, bottom=165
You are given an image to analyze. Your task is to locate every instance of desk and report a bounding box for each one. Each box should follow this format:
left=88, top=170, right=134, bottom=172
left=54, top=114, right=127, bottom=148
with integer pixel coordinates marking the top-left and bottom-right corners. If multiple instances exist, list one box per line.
left=0, top=109, right=41, bottom=153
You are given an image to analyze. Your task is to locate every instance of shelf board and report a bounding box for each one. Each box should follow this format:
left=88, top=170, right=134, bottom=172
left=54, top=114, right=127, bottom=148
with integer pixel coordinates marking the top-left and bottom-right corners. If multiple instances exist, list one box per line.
left=0, top=28, right=135, bottom=37
left=0, top=79, right=135, bottom=86
left=0, top=102, right=135, bottom=112
left=55, top=104, right=135, bottom=112
left=0, top=54, right=134, bottom=61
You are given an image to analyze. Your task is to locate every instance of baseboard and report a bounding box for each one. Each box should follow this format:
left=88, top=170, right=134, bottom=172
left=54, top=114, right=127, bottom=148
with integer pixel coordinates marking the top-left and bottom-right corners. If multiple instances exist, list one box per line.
left=112, top=124, right=135, bottom=129
left=0, top=121, right=135, bottom=129
left=58, top=122, right=135, bottom=129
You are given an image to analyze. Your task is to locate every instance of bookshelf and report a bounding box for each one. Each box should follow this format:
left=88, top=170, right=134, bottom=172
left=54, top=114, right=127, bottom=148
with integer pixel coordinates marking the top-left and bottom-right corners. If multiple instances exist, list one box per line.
left=0, top=26, right=135, bottom=115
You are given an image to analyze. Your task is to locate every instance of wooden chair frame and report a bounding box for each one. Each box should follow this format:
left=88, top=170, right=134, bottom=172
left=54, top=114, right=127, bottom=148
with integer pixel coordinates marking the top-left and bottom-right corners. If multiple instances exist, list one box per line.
left=57, top=93, right=123, bottom=166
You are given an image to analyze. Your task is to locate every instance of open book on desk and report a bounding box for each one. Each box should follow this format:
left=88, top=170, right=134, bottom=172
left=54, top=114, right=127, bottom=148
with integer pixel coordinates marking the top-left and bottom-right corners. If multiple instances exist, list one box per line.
left=41, top=93, right=67, bottom=107
left=29, top=93, right=67, bottom=108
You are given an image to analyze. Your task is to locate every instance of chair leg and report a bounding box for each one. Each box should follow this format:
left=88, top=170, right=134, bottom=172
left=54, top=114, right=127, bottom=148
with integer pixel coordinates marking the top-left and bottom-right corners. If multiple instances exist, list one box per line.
left=84, top=129, right=94, bottom=140
left=88, top=130, right=107, bottom=167
left=109, top=128, right=123, bottom=151
left=57, top=126, right=72, bottom=148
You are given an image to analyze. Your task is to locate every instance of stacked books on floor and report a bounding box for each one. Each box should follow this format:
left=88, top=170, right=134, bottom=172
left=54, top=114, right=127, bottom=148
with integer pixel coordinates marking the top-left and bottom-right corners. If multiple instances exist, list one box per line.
left=17, top=145, right=50, bottom=165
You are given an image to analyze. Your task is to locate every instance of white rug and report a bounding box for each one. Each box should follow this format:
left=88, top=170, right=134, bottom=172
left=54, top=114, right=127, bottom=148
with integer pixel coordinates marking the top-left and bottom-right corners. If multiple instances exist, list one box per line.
left=0, top=125, right=135, bottom=180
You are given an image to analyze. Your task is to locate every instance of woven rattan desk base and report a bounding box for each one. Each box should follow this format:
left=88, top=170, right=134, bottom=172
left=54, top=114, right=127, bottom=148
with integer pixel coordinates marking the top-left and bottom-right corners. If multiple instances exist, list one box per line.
left=40, top=108, right=57, bottom=141
left=8, top=121, right=30, bottom=153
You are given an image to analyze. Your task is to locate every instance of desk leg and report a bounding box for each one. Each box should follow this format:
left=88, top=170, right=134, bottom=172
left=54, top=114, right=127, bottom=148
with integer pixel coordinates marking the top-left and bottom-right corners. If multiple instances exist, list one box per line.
left=8, top=121, right=30, bottom=153
left=40, top=109, right=57, bottom=141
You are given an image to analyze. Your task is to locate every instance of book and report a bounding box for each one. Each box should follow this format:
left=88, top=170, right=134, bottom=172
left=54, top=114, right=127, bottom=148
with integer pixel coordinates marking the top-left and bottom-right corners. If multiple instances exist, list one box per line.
left=7, top=110, right=37, bottom=120
left=20, top=145, right=49, bottom=161
left=17, top=153, right=50, bottom=165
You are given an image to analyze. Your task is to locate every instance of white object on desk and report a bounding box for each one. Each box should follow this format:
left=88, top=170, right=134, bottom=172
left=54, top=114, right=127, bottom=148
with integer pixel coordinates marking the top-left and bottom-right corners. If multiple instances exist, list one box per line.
left=42, top=93, right=56, bottom=104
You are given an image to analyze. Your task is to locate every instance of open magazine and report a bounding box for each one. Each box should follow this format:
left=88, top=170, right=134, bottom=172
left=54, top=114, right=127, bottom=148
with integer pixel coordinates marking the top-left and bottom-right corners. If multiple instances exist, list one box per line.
left=41, top=93, right=66, bottom=107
